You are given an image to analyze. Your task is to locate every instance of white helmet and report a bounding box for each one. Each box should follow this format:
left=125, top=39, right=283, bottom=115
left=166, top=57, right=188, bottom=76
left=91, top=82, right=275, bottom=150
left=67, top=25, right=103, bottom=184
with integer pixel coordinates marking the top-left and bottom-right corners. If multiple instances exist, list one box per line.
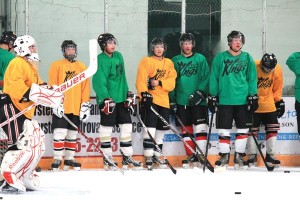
left=13, top=35, right=36, bottom=57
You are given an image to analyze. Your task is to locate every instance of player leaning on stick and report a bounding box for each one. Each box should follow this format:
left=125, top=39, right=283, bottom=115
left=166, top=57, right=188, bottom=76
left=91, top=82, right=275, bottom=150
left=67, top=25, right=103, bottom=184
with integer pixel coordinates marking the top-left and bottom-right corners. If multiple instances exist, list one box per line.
left=209, top=30, right=258, bottom=169
left=247, top=53, right=284, bottom=167
left=48, top=40, right=91, bottom=171
left=136, top=37, right=177, bottom=170
left=0, top=35, right=47, bottom=192
left=92, top=33, right=142, bottom=170
left=170, top=33, right=210, bottom=168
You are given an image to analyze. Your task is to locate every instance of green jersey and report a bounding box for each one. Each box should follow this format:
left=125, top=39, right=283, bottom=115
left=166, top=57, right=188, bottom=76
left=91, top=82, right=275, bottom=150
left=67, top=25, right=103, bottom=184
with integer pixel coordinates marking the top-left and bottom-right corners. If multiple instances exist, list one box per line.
left=92, top=51, right=129, bottom=105
left=286, top=52, right=300, bottom=102
left=171, top=53, right=210, bottom=105
left=0, top=48, right=15, bottom=89
left=209, top=51, right=257, bottom=105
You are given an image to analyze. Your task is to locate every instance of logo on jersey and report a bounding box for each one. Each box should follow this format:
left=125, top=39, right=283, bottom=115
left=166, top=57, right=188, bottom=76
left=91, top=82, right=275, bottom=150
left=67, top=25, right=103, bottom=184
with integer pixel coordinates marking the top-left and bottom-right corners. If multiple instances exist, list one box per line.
left=152, top=69, right=166, bottom=80
left=64, top=71, right=77, bottom=82
left=258, top=77, right=273, bottom=89
left=115, top=63, right=124, bottom=77
left=177, top=61, right=197, bottom=77
left=222, top=58, right=246, bottom=76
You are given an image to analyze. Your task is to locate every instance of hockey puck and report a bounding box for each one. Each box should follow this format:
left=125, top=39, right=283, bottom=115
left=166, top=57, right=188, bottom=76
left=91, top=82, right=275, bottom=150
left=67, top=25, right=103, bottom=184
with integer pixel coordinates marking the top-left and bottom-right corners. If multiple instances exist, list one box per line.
left=235, top=192, right=242, bottom=195
left=284, top=171, right=290, bottom=173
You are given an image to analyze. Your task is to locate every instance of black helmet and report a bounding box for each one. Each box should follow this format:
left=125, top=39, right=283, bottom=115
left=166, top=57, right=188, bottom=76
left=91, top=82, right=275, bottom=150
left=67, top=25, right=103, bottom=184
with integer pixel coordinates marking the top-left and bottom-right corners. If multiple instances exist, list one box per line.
left=150, top=37, right=167, bottom=51
left=179, top=33, right=195, bottom=47
left=227, top=30, right=245, bottom=45
left=261, top=53, right=277, bottom=72
left=61, top=40, right=77, bottom=62
left=97, top=33, right=116, bottom=51
left=0, top=31, right=17, bottom=47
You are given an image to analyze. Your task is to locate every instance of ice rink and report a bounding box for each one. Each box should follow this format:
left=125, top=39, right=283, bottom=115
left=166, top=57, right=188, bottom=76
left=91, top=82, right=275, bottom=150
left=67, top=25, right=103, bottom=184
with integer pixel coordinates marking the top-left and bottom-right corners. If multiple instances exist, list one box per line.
left=0, top=166, right=299, bottom=200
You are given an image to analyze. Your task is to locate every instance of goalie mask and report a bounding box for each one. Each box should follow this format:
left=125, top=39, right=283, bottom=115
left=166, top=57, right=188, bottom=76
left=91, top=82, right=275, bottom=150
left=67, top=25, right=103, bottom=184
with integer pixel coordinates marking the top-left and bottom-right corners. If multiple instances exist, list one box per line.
left=261, top=53, right=277, bottom=73
left=0, top=31, right=17, bottom=50
left=13, top=35, right=37, bottom=57
left=97, top=33, right=117, bottom=51
left=61, top=40, right=77, bottom=62
left=179, top=33, right=195, bottom=47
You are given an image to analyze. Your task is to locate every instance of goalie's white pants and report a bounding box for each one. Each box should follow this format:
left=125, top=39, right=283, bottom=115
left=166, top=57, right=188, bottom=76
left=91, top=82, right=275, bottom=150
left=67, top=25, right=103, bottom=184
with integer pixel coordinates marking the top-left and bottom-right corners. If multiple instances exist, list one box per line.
left=0, top=119, right=45, bottom=192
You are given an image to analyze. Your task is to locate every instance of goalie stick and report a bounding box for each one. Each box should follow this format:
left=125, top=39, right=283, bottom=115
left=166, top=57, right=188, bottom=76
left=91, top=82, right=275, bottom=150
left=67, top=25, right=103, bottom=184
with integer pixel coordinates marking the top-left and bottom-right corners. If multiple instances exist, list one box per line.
left=174, top=114, right=215, bottom=173
left=61, top=115, right=124, bottom=175
left=150, top=106, right=215, bottom=173
left=0, top=39, right=98, bottom=129
left=130, top=106, right=177, bottom=174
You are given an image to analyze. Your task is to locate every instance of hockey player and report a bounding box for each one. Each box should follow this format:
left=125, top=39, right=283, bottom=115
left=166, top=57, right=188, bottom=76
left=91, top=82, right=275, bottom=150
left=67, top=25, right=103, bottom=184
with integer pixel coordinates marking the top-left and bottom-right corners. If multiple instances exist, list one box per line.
left=170, top=33, right=210, bottom=168
left=0, top=31, right=17, bottom=90
left=286, top=52, right=300, bottom=136
left=247, top=53, right=284, bottom=167
left=209, top=30, right=258, bottom=169
left=48, top=40, right=91, bottom=171
left=92, top=33, right=142, bottom=170
left=136, top=37, right=177, bottom=170
left=0, top=35, right=46, bottom=192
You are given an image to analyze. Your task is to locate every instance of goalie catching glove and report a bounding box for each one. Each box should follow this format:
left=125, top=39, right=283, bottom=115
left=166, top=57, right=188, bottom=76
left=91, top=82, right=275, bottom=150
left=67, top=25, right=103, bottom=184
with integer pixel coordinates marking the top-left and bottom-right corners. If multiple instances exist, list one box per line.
left=189, top=90, right=206, bottom=106
left=100, top=98, right=116, bottom=115
left=275, top=99, right=285, bottom=118
left=80, top=102, right=92, bottom=122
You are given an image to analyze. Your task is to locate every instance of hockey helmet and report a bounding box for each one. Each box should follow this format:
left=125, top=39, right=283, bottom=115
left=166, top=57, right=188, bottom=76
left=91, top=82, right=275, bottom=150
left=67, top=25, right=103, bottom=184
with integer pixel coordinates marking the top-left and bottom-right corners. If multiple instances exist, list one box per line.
left=179, top=33, right=195, bottom=47
left=61, top=40, right=77, bottom=62
left=97, top=33, right=116, bottom=51
left=227, top=30, right=245, bottom=45
left=13, top=35, right=36, bottom=57
left=261, top=53, right=277, bottom=73
left=150, top=37, right=167, bottom=51
left=0, top=31, right=17, bottom=47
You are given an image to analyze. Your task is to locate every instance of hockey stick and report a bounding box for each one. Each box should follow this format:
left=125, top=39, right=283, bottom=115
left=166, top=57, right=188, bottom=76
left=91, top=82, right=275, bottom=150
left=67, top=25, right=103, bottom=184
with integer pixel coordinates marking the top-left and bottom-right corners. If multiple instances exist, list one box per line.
left=174, top=114, right=215, bottom=172
left=0, top=39, right=98, bottom=129
left=131, top=106, right=177, bottom=174
left=150, top=106, right=214, bottom=173
left=250, top=132, right=275, bottom=171
left=62, top=115, right=124, bottom=175
left=203, top=111, right=214, bottom=173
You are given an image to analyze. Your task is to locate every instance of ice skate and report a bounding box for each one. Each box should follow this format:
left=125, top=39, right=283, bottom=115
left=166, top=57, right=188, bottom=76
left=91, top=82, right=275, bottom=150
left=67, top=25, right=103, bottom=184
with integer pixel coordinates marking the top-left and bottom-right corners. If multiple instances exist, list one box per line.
left=266, top=154, right=280, bottom=168
left=215, top=153, right=230, bottom=168
left=103, top=156, right=118, bottom=171
left=63, top=160, right=81, bottom=171
left=153, top=155, right=167, bottom=169
left=182, top=154, right=201, bottom=169
left=122, top=154, right=143, bottom=170
left=247, top=154, right=257, bottom=167
left=234, top=152, right=248, bottom=169
left=1, top=182, right=22, bottom=194
left=51, top=159, right=62, bottom=171
left=145, top=156, right=153, bottom=170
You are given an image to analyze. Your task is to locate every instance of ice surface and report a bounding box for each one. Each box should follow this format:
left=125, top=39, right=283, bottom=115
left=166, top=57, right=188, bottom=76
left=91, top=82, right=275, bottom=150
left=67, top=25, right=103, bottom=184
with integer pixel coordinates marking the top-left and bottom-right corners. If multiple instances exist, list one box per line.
left=1, top=166, right=299, bottom=200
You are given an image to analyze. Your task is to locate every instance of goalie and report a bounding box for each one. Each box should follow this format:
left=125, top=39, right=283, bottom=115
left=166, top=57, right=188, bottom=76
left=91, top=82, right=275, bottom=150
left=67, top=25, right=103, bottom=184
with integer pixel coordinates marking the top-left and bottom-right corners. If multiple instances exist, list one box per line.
left=0, top=35, right=58, bottom=193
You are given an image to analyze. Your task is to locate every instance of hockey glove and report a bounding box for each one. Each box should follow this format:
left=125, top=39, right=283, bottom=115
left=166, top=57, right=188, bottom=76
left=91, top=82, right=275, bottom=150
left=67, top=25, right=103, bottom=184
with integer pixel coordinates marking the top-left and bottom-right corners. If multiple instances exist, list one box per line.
left=147, top=78, right=155, bottom=90
left=247, top=94, right=259, bottom=112
left=19, top=89, right=31, bottom=103
left=208, top=95, right=218, bottom=113
left=141, top=92, right=153, bottom=108
left=124, top=91, right=137, bottom=116
left=52, top=104, right=64, bottom=118
left=189, top=90, right=207, bottom=106
left=80, top=102, right=92, bottom=122
left=275, top=99, right=285, bottom=118
left=100, top=98, right=116, bottom=115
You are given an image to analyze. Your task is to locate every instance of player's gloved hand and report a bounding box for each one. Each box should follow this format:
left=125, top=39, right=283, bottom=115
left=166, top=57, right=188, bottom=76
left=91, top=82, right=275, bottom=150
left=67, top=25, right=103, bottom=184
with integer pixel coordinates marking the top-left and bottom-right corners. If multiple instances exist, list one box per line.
left=80, top=102, right=91, bottom=122
left=247, top=94, right=259, bottom=112
left=124, top=91, right=137, bottom=116
left=189, top=90, right=206, bottom=106
left=170, top=102, right=177, bottom=115
left=208, top=95, right=218, bottom=113
left=52, top=104, right=64, bottom=118
left=275, top=99, right=285, bottom=118
left=141, top=92, right=153, bottom=108
left=147, top=78, right=155, bottom=90
left=100, top=98, right=116, bottom=115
